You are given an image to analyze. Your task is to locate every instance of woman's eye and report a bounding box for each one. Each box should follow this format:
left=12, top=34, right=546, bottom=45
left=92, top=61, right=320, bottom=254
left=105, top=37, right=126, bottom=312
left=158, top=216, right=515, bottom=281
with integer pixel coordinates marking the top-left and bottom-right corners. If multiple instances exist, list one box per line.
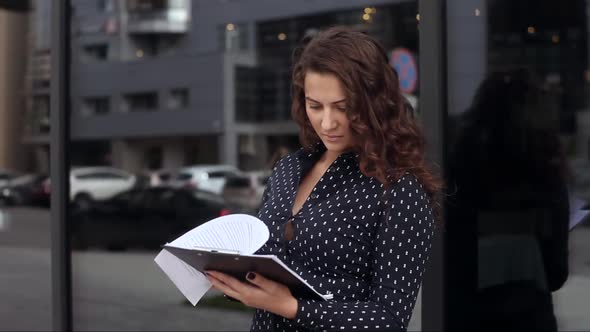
left=309, top=105, right=322, bottom=110
left=337, top=107, right=347, bottom=112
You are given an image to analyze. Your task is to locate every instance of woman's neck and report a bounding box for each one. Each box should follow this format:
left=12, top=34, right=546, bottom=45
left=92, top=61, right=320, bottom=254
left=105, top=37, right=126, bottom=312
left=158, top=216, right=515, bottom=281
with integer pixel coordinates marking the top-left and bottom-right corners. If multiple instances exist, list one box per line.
left=318, top=150, right=340, bottom=167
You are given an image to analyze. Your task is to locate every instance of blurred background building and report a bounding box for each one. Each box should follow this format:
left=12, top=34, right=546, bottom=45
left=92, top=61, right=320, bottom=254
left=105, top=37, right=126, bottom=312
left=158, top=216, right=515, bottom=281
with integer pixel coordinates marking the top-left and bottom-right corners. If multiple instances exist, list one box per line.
left=20, top=0, right=419, bottom=175
left=5, top=0, right=590, bottom=331
left=0, top=1, right=28, bottom=172
left=23, top=0, right=50, bottom=173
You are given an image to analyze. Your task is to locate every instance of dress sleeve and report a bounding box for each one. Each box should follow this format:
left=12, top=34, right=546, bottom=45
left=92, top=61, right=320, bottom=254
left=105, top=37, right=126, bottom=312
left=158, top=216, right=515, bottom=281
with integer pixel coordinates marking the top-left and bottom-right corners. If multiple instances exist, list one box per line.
left=291, top=174, right=436, bottom=331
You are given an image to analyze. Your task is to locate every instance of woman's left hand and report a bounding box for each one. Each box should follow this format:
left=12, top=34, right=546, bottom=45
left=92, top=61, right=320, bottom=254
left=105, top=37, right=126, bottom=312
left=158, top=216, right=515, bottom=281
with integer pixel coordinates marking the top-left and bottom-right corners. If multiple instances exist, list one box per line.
left=205, top=270, right=298, bottom=319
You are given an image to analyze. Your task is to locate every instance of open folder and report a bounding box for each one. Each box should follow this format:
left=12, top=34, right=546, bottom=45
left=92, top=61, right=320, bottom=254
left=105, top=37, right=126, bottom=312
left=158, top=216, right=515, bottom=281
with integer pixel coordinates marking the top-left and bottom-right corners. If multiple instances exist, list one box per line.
left=155, top=214, right=332, bottom=305
left=163, top=244, right=332, bottom=301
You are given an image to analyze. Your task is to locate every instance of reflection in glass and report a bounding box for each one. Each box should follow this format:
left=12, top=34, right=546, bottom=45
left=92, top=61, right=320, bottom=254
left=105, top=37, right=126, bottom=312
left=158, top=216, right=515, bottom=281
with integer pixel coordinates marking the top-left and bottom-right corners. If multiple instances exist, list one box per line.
left=446, top=0, right=590, bottom=330
left=67, top=1, right=421, bottom=330
left=448, top=70, right=569, bottom=331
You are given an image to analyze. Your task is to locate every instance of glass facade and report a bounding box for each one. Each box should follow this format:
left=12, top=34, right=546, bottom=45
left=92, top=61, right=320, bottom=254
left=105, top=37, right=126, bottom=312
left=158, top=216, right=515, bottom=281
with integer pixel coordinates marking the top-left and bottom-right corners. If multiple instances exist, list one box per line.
left=64, top=1, right=424, bottom=331
left=234, top=3, right=419, bottom=124
left=11, top=0, right=590, bottom=331
left=445, top=0, right=590, bottom=330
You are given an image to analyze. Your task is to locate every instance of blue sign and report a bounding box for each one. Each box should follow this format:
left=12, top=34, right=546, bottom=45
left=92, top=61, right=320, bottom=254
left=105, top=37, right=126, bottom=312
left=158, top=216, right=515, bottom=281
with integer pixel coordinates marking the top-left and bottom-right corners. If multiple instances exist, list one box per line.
left=390, top=48, right=418, bottom=94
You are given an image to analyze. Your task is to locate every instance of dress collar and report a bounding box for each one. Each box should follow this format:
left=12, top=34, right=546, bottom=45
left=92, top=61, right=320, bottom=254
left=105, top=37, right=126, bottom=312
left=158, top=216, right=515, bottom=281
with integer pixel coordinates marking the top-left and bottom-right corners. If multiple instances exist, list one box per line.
left=296, top=142, right=358, bottom=164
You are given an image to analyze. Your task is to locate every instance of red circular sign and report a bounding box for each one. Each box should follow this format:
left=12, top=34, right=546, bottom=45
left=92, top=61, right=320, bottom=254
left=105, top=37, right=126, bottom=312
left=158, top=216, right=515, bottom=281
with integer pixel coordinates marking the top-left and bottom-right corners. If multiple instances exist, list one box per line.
left=390, top=48, right=418, bottom=94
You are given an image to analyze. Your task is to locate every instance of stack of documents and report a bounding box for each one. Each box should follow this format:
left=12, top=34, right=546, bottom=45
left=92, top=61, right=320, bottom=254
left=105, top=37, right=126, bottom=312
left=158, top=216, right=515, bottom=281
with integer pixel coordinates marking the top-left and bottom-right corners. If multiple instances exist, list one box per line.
left=155, top=214, right=332, bottom=305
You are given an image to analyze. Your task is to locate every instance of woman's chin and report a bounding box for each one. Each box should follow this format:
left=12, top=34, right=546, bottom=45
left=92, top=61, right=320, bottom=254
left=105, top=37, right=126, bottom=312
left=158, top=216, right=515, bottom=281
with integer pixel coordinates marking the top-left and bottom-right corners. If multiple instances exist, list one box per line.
left=322, top=140, right=350, bottom=153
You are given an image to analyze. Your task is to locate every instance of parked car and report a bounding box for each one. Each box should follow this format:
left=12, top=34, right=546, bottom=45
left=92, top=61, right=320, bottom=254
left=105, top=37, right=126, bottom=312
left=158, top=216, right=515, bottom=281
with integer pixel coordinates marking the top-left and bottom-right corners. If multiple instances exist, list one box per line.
left=168, top=165, right=241, bottom=195
left=69, top=167, right=137, bottom=209
left=147, top=168, right=174, bottom=187
left=70, top=187, right=239, bottom=250
left=0, top=170, right=18, bottom=188
left=222, top=170, right=270, bottom=210
left=0, top=173, right=49, bottom=207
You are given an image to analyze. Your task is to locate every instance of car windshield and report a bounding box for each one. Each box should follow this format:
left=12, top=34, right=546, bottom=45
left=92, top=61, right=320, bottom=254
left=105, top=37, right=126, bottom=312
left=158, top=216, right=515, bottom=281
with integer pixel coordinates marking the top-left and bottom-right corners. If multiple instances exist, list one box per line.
left=208, top=170, right=237, bottom=179
left=175, top=172, right=192, bottom=181
left=225, top=176, right=250, bottom=188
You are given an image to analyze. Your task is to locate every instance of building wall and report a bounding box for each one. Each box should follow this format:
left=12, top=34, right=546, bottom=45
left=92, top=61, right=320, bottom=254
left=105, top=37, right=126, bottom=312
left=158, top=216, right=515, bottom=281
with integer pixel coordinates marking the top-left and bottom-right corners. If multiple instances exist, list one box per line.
left=0, top=9, right=28, bottom=171
left=68, top=0, right=411, bottom=141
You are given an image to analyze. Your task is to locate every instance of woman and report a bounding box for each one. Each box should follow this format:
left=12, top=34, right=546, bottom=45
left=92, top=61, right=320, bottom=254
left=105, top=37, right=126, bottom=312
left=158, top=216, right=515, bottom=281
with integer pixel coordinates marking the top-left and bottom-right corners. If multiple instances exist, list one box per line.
left=205, top=26, right=442, bottom=331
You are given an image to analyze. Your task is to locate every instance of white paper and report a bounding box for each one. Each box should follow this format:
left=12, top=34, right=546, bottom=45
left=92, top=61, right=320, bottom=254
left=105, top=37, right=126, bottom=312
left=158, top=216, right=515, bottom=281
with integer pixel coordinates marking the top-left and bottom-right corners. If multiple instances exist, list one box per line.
left=154, top=249, right=211, bottom=306
left=167, top=214, right=269, bottom=254
left=154, top=214, right=270, bottom=306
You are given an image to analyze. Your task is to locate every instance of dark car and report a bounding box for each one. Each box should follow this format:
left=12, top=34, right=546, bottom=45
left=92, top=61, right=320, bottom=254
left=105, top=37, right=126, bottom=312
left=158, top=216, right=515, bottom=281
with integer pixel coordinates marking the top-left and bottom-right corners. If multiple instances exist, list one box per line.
left=70, top=187, right=239, bottom=250
left=0, top=174, right=49, bottom=207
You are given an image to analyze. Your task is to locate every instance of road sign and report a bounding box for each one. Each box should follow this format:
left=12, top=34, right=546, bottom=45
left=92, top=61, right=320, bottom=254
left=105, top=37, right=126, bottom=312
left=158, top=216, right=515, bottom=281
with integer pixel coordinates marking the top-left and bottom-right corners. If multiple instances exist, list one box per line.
left=390, top=48, right=418, bottom=94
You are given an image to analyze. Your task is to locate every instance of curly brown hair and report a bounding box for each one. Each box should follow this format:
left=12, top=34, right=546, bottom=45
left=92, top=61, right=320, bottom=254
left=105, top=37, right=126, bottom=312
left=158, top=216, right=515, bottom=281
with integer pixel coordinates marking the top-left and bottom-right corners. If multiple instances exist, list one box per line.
left=291, top=26, right=443, bottom=219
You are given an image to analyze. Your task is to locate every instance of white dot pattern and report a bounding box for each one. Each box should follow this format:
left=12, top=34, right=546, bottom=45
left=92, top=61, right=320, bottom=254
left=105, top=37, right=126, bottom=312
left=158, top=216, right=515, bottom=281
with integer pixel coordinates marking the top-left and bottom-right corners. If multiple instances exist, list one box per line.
left=250, top=145, right=435, bottom=332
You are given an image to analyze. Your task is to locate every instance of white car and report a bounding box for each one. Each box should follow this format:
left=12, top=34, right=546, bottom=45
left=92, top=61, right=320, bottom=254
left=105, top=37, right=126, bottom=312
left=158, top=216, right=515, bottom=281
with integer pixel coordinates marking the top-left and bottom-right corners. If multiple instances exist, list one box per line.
left=0, top=170, right=18, bottom=188
left=168, top=165, right=240, bottom=195
left=222, top=170, right=271, bottom=210
left=69, top=167, right=137, bottom=209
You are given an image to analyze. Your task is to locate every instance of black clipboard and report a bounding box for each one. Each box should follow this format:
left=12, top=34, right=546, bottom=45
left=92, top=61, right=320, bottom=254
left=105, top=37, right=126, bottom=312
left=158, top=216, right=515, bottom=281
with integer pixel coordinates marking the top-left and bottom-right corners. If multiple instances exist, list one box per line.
left=163, top=245, right=332, bottom=301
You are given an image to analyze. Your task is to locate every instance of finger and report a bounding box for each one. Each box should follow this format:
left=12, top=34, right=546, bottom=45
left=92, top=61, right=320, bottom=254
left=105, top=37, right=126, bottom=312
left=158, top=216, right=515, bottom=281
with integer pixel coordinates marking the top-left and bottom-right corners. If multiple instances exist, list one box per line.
left=206, top=272, right=236, bottom=291
left=207, top=274, right=242, bottom=301
left=245, top=271, right=277, bottom=291
left=206, top=271, right=248, bottom=292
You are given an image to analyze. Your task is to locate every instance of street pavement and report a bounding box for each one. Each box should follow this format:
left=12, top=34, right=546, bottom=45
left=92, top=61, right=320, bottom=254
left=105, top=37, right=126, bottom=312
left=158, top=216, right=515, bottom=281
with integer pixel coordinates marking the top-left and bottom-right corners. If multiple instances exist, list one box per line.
left=0, top=207, right=588, bottom=331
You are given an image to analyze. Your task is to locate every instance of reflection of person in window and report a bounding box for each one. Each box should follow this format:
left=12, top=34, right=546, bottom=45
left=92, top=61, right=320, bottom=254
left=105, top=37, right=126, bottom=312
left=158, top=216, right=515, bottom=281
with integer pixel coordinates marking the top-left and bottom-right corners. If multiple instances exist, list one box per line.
left=204, top=26, right=443, bottom=331
left=447, top=70, right=569, bottom=331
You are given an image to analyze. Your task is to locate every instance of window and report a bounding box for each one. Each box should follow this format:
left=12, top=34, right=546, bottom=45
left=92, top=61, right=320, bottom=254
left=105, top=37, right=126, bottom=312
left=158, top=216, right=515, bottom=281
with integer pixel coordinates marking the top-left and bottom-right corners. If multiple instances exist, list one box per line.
left=225, top=176, right=251, bottom=188
left=82, top=97, right=110, bottom=116
left=157, top=172, right=171, bottom=182
left=144, top=146, right=163, bottom=170
left=168, top=88, right=189, bottom=109
left=175, top=173, right=192, bottom=181
left=0, top=173, right=15, bottom=181
left=31, top=95, right=50, bottom=134
left=121, top=92, right=158, bottom=112
left=208, top=170, right=237, bottom=179
left=76, top=172, right=127, bottom=180
left=81, top=44, right=108, bottom=62
left=98, top=0, right=114, bottom=12
left=127, top=0, right=167, bottom=11
left=131, top=35, right=182, bottom=58
left=219, top=23, right=250, bottom=52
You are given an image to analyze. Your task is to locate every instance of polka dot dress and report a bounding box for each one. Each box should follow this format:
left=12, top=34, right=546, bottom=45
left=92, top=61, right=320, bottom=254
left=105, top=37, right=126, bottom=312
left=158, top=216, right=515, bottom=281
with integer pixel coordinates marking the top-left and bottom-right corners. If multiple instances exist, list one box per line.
left=250, top=144, right=435, bottom=332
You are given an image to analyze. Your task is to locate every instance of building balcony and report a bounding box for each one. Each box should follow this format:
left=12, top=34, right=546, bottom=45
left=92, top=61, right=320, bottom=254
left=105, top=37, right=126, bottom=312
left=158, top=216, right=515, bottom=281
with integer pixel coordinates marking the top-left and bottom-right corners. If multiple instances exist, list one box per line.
left=126, top=0, right=190, bottom=34
left=28, top=50, right=51, bottom=89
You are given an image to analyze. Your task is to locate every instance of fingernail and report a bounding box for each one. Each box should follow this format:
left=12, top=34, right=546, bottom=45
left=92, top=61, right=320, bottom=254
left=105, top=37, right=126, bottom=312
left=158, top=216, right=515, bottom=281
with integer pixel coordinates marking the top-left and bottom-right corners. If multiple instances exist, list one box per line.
left=246, top=272, right=255, bottom=280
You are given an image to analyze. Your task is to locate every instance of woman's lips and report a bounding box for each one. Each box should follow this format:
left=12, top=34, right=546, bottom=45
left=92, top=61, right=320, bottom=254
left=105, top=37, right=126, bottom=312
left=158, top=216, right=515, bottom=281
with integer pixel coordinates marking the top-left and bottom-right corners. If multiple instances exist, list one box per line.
left=323, top=134, right=343, bottom=142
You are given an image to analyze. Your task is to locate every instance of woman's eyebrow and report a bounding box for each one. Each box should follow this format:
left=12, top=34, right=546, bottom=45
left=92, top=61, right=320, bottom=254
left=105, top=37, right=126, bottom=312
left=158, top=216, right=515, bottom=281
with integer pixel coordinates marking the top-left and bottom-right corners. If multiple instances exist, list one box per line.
left=305, top=97, right=347, bottom=104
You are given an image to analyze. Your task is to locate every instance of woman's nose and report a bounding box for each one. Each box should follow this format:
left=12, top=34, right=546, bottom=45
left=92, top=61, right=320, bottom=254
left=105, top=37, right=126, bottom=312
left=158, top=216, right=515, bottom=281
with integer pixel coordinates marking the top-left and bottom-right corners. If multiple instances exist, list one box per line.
left=321, top=110, right=337, bottom=130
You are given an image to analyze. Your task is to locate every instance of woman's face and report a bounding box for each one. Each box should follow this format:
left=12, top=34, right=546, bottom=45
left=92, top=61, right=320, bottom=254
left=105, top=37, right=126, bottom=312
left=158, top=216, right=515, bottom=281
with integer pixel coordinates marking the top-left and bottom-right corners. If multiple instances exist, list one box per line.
left=304, top=71, right=353, bottom=153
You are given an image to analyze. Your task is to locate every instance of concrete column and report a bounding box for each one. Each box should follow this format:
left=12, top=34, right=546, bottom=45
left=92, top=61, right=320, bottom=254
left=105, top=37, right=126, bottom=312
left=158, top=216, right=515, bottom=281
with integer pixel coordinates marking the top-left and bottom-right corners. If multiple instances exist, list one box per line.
left=111, top=139, right=142, bottom=172
left=34, top=145, right=50, bottom=173
left=162, top=139, right=184, bottom=169
left=223, top=51, right=257, bottom=166
left=0, top=9, right=28, bottom=171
